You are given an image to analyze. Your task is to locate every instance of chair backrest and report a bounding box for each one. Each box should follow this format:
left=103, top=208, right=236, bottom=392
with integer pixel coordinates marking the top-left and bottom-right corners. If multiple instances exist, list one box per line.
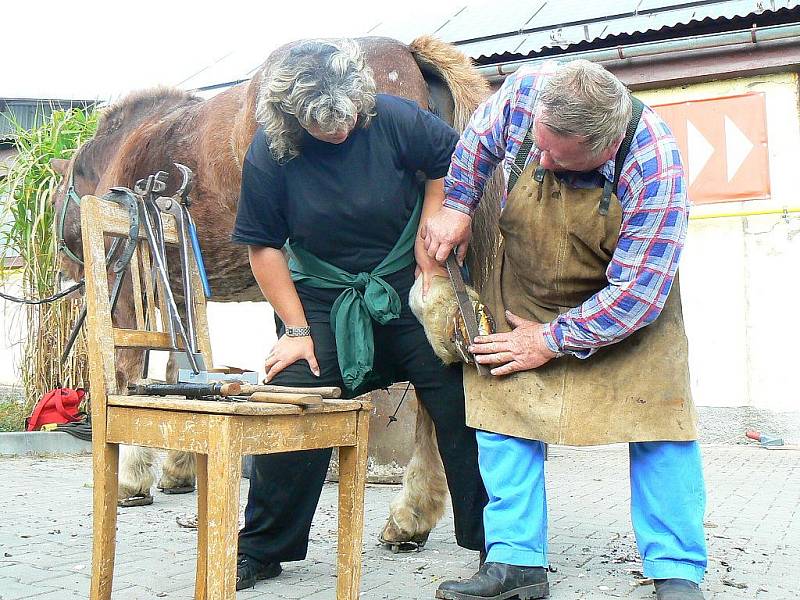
left=81, top=194, right=212, bottom=412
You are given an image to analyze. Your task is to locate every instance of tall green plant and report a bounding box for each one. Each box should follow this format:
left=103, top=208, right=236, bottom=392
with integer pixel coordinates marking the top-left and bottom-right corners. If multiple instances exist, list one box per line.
left=0, top=107, right=98, bottom=414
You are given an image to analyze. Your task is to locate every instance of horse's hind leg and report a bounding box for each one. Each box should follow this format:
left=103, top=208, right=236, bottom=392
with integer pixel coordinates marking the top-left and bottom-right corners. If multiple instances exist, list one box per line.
left=116, top=347, right=157, bottom=506
left=156, top=352, right=197, bottom=494
left=158, top=451, right=196, bottom=493
left=118, top=445, right=156, bottom=506
left=380, top=396, right=448, bottom=552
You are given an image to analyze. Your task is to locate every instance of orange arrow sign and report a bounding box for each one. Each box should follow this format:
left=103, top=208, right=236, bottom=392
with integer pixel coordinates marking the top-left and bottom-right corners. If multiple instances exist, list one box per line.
left=652, top=92, right=770, bottom=205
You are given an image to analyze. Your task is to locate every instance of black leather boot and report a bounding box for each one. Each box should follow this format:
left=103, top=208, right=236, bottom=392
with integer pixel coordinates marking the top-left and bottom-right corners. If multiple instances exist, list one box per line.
left=436, top=562, right=549, bottom=600
left=235, top=554, right=282, bottom=590
left=654, top=578, right=705, bottom=599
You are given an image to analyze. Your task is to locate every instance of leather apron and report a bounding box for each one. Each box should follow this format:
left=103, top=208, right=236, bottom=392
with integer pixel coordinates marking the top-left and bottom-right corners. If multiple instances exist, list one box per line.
left=463, top=157, right=698, bottom=446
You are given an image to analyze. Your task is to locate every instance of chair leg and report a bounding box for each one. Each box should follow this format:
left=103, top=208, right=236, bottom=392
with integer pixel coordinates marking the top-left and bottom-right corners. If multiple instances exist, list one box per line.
left=336, top=410, right=370, bottom=600
left=195, top=453, right=208, bottom=600
left=205, top=417, right=242, bottom=600
left=90, top=443, right=120, bottom=600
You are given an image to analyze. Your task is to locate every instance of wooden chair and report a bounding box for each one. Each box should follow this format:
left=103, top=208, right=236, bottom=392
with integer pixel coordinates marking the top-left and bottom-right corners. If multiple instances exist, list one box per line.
left=81, top=194, right=371, bottom=600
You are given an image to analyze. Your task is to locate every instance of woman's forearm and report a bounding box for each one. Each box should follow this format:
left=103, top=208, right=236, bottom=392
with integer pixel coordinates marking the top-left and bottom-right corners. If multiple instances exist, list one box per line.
left=416, top=178, right=445, bottom=257
left=420, top=178, right=446, bottom=227
left=248, top=246, right=308, bottom=327
left=416, top=178, right=450, bottom=273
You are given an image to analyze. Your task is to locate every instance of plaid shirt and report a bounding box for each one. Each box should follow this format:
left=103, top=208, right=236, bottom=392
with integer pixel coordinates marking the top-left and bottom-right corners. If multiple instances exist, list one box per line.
left=444, top=64, right=688, bottom=358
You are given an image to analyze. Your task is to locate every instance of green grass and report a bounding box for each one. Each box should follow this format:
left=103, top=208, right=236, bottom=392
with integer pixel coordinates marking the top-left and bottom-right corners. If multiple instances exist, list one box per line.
left=0, top=393, right=27, bottom=432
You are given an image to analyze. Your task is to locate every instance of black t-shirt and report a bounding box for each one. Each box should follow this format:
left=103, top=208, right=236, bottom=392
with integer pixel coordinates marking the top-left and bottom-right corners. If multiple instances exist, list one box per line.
left=232, top=94, right=458, bottom=320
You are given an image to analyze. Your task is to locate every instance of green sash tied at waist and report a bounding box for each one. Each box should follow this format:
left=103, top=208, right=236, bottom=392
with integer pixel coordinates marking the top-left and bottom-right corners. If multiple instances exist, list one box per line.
left=286, top=197, right=422, bottom=391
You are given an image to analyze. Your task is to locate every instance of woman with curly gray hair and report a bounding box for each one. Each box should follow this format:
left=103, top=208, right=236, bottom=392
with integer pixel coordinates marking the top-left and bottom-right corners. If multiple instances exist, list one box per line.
left=257, top=39, right=377, bottom=160
left=232, top=39, right=487, bottom=590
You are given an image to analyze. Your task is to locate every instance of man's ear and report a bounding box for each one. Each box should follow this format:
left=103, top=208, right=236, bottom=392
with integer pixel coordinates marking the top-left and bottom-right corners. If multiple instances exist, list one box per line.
left=604, top=135, right=625, bottom=162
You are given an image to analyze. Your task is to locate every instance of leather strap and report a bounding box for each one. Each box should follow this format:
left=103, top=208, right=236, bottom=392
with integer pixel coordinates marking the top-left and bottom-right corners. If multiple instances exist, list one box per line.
left=507, top=128, right=535, bottom=195
left=600, top=96, right=644, bottom=215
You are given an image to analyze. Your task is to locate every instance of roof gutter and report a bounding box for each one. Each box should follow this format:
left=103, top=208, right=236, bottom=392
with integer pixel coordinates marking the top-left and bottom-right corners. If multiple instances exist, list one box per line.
left=475, top=22, right=800, bottom=83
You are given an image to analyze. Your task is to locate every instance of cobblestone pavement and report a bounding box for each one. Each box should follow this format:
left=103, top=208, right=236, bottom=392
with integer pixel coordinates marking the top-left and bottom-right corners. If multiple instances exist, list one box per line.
left=1, top=444, right=798, bottom=600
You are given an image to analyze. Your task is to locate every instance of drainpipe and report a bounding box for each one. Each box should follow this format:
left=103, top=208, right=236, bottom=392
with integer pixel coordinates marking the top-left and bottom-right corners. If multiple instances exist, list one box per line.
left=475, top=22, right=800, bottom=83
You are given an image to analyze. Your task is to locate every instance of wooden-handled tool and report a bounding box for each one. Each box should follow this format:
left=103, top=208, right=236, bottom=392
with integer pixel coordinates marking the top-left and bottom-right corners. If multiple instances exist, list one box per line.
left=240, top=385, right=341, bottom=399
left=248, top=392, right=323, bottom=407
left=127, top=381, right=242, bottom=397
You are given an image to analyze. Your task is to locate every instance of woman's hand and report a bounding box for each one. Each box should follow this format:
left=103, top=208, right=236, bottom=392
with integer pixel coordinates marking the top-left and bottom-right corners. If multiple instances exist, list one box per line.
left=415, top=231, right=448, bottom=298
left=264, top=334, right=320, bottom=382
left=416, top=179, right=453, bottom=297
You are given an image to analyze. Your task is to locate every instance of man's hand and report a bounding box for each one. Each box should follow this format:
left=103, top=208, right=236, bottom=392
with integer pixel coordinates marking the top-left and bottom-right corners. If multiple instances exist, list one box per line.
left=421, top=206, right=473, bottom=264
left=470, top=311, right=557, bottom=376
left=264, top=334, right=320, bottom=382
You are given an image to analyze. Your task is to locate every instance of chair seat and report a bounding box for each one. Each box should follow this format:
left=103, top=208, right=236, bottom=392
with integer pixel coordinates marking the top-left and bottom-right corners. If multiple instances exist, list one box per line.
left=108, top=394, right=368, bottom=416
left=105, top=394, right=372, bottom=457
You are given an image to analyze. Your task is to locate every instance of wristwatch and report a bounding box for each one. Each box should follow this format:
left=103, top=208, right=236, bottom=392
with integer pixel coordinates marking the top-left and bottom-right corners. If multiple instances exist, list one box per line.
left=285, top=325, right=312, bottom=337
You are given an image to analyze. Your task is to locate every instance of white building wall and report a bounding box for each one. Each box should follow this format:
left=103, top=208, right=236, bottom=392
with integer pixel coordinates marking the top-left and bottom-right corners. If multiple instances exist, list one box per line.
left=638, top=73, right=800, bottom=411
left=0, top=291, right=277, bottom=387
left=0, top=274, right=26, bottom=387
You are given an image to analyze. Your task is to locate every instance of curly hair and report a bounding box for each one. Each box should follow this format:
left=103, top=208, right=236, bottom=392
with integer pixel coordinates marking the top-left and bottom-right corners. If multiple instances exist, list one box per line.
left=256, top=39, right=377, bottom=162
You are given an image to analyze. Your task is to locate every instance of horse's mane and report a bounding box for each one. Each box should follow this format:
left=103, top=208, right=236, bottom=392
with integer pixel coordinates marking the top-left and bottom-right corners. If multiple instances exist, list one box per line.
left=97, top=88, right=201, bottom=136
left=73, top=88, right=204, bottom=186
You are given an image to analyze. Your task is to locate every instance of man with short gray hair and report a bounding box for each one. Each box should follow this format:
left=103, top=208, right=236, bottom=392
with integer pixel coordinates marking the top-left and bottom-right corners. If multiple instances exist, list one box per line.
left=425, top=60, right=707, bottom=600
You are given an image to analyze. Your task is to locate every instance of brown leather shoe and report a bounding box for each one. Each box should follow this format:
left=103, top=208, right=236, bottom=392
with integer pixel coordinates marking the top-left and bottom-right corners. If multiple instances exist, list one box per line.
left=436, top=562, right=549, bottom=599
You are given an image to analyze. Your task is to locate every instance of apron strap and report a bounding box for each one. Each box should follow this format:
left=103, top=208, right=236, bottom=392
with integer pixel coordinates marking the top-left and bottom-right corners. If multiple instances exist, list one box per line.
left=600, top=95, right=645, bottom=215
left=508, top=128, right=535, bottom=195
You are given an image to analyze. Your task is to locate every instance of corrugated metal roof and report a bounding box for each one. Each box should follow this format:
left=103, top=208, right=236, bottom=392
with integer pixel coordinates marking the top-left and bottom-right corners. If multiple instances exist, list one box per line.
left=370, top=0, right=800, bottom=60
left=0, top=100, right=94, bottom=141
left=177, top=52, right=262, bottom=95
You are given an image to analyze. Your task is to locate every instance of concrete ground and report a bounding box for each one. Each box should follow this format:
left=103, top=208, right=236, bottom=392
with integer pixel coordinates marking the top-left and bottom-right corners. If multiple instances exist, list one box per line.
left=1, top=444, right=798, bottom=600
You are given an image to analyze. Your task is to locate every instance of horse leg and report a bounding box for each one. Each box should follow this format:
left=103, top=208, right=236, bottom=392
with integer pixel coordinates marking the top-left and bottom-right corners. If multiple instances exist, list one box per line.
left=156, top=351, right=197, bottom=493
left=118, top=445, right=156, bottom=506
left=380, top=395, right=448, bottom=552
left=114, top=344, right=158, bottom=506
left=158, top=451, right=196, bottom=493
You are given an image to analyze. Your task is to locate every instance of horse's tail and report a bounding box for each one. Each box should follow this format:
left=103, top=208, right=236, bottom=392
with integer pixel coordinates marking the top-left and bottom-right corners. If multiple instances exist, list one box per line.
left=408, top=36, right=501, bottom=291
left=408, top=35, right=489, bottom=131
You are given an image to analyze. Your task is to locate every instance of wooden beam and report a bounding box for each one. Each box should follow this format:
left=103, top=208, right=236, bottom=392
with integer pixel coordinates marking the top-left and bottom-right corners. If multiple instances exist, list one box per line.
left=81, top=195, right=179, bottom=242
left=112, top=329, right=181, bottom=350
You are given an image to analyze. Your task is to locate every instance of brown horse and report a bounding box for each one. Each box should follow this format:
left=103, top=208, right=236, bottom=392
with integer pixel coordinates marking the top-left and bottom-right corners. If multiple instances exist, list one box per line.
left=51, top=35, right=500, bottom=549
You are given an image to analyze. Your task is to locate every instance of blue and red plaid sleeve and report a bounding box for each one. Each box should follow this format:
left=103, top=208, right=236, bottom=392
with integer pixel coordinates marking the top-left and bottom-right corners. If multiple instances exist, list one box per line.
left=444, top=66, right=689, bottom=357
left=444, top=65, right=551, bottom=214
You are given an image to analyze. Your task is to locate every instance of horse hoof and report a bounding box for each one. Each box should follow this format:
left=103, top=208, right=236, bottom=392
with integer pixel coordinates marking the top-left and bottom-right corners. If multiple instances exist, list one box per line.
left=118, top=493, right=153, bottom=507
left=378, top=532, right=430, bottom=554
left=158, top=485, right=195, bottom=495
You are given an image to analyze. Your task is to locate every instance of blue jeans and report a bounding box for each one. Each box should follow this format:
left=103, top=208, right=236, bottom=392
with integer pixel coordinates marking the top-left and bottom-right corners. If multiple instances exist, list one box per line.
left=477, top=432, right=707, bottom=583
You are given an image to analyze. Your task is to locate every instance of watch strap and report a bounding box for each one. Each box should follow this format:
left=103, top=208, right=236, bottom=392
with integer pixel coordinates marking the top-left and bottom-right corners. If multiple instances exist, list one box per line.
left=285, top=325, right=312, bottom=337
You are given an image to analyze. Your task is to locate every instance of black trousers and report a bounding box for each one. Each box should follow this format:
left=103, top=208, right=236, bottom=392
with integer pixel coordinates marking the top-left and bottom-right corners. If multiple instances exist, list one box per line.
left=237, top=315, right=487, bottom=563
